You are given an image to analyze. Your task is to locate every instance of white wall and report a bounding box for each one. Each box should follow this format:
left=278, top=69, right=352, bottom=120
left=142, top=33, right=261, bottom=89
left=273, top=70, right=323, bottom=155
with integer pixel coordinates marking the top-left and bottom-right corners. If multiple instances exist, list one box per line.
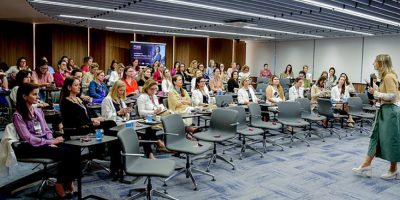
left=245, top=41, right=275, bottom=76
left=363, top=36, right=400, bottom=81
left=276, top=40, right=314, bottom=77
left=245, top=35, right=400, bottom=83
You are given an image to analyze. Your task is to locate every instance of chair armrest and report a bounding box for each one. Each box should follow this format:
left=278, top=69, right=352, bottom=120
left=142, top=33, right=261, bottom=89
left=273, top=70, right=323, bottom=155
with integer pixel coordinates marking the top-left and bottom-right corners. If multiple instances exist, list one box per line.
left=138, top=140, right=158, bottom=143
left=121, top=152, right=145, bottom=157
left=230, top=122, right=240, bottom=126
left=162, top=132, right=179, bottom=136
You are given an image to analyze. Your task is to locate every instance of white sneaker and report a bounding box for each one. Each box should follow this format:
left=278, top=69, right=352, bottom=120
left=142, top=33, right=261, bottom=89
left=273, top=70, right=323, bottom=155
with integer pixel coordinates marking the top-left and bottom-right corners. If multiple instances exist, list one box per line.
left=380, top=171, right=398, bottom=180
left=352, top=166, right=372, bottom=177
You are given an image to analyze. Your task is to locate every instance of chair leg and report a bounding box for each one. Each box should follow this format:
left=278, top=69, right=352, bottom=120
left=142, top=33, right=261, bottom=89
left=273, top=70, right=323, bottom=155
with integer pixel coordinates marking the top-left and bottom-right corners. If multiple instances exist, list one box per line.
left=151, top=189, right=178, bottom=200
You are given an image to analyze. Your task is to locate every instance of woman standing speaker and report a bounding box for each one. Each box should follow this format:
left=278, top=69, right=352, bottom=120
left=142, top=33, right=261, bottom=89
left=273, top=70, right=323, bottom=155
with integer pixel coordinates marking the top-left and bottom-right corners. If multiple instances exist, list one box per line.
left=352, top=54, right=400, bottom=179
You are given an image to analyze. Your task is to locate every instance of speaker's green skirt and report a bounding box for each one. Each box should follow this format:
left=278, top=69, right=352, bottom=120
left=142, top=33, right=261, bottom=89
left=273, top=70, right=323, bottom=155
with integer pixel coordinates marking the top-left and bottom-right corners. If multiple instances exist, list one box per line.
left=368, top=104, right=400, bottom=162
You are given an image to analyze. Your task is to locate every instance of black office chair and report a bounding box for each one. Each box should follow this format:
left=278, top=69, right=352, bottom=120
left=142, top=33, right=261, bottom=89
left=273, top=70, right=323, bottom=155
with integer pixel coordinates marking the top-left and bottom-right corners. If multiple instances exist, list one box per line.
left=317, top=98, right=348, bottom=140
left=12, top=141, right=57, bottom=197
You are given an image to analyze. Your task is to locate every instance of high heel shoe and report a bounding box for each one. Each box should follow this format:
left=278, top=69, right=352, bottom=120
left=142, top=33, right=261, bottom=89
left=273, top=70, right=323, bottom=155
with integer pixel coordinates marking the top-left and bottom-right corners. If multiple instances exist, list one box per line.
left=352, top=166, right=372, bottom=177
left=380, top=171, right=398, bottom=180
left=55, top=183, right=73, bottom=199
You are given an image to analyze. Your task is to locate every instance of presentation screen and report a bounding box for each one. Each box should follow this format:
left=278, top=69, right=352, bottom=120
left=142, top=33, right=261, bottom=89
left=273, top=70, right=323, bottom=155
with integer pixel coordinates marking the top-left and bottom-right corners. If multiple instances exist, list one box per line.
left=130, top=41, right=166, bottom=66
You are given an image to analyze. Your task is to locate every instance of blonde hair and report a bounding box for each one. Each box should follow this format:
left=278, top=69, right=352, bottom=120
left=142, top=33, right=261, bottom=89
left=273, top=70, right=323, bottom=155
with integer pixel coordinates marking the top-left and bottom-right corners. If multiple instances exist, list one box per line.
left=240, top=76, right=250, bottom=88
left=241, top=65, right=250, bottom=72
left=142, top=79, right=158, bottom=94
left=190, top=60, right=198, bottom=68
left=110, top=80, right=126, bottom=102
left=375, top=54, right=397, bottom=79
left=90, top=62, right=99, bottom=70
left=269, top=75, right=284, bottom=99
left=140, top=67, right=152, bottom=82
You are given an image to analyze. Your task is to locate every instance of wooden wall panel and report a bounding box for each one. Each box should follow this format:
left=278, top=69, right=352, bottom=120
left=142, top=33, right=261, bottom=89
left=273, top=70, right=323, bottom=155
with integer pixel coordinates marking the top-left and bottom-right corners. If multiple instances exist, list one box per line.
left=234, top=40, right=246, bottom=66
left=104, top=31, right=134, bottom=71
left=175, top=37, right=207, bottom=67
left=0, top=21, right=33, bottom=69
left=209, top=38, right=233, bottom=67
left=90, top=29, right=106, bottom=70
left=51, top=25, right=87, bottom=69
left=136, top=35, right=174, bottom=68
left=36, top=24, right=87, bottom=69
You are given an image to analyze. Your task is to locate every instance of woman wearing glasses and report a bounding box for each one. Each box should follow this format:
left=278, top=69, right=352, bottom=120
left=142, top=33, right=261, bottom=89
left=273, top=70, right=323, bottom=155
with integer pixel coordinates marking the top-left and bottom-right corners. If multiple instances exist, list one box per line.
left=137, top=79, right=167, bottom=159
left=192, top=77, right=211, bottom=106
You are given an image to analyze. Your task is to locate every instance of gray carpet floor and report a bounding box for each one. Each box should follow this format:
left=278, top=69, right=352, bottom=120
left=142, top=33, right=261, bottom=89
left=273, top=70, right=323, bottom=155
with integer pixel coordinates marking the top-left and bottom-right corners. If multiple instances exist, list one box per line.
left=2, top=124, right=400, bottom=200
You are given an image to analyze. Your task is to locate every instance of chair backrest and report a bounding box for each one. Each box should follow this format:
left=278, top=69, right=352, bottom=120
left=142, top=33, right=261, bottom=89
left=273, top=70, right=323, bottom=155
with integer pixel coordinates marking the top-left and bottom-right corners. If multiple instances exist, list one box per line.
left=347, top=97, right=363, bottom=113
left=317, top=98, right=335, bottom=118
left=248, top=102, right=262, bottom=124
left=215, top=95, right=234, bottom=107
left=209, top=108, right=238, bottom=134
left=257, top=77, right=269, bottom=84
left=163, top=98, right=169, bottom=109
left=117, top=128, right=141, bottom=169
left=228, top=106, right=247, bottom=129
left=256, top=83, right=268, bottom=93
left=277, top=101, right=302, bottom=120
left=295, top=98, right=312, bottom=115
left=280, top=78, right=291, bottom=89
left=356, top=93, right=370, bottom=105
left=185, top=84, right=191, bottom=92
left=161, top=114, right=186, bottom=145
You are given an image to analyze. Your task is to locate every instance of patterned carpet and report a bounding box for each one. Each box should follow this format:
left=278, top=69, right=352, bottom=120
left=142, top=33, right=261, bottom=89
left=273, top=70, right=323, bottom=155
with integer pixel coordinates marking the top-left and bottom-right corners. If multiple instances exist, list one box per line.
left=2, top=124, right=400, bottom=200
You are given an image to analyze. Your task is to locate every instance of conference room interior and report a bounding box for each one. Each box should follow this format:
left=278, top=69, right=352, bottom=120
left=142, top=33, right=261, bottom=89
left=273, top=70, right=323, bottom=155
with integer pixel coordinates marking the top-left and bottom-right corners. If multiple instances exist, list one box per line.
left=1, top=0, right=400, bottom=199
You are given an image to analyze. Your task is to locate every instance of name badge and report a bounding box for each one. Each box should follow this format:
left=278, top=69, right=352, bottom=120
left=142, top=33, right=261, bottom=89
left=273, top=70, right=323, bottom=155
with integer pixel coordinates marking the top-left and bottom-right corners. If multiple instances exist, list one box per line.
left=33, top=120, right=42, bottom=135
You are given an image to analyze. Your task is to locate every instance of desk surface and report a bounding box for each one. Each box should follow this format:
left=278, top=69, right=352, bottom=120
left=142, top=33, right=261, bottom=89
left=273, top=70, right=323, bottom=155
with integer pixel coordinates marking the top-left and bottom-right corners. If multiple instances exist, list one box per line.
left=64, top=135, right=117, bottom=147
left=109, top=124, right=150, bottom=132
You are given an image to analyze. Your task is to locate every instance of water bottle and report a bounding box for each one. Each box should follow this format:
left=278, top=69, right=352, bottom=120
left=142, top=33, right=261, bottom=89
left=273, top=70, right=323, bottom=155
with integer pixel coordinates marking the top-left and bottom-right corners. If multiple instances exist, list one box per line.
left=95, top=129, right=103, bottom=141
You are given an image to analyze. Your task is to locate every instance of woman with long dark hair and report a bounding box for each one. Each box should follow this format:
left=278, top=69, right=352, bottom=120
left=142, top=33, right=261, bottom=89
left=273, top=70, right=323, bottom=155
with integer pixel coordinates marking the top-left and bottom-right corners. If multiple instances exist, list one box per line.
left=13, top=83, right=79, bottom=198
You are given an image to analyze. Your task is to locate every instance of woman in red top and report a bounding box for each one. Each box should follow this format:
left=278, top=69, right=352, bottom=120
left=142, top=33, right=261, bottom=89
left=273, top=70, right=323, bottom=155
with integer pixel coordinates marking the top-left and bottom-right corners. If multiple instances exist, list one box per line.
left=53, top=60, right=68, bottom=87
left=152, top=64, right=164, bottom=83
left=122, top=66, right=138, bottom=96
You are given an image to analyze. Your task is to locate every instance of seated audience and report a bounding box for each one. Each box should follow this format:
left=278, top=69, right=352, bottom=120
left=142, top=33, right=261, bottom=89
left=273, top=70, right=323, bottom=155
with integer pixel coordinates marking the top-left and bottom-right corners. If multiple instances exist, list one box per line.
left=266, top=75, right=285, bottom=105
left=226, top=62, right=237, bottom=79
left=108, top=60, right=119, bottom=86
left=311, top=76, right=329, bottom=109
left=81, top=56, right=93, bottom=73
left=191, top=69, right=203, bottom=93
left=6, top=57, right=30, bottom=79
left=122, top=66, right=138, bottom=96
left=259, top=63, right=272, bottom=78
left=81, top=63, right=99, bottom=94
left=60, top=77, right=120, bottom=177
left=136, top=79, right=167, bottom=159
left=53, top=60, right=68, bottom=87
left=168, top=75, right=194, bottom=125
left=101, top=80, right=131, bottom=123
left=219, top=63, right=228, bottom=82
left=31, top=59, right=53, bottom=87
left=303, top=65, right=312, bottom=80
left=152, top=64, right=163, bottom=83
left=331, top=76, right=354, bottom=127
left=171, top=61, right=180, bottom=77
left=137, top=67, right=152, bottom=92
left=131, top=59, right=140, bottom=78
left=10, top=70, right=48, bottom=108
left=227, top=71, right=239, bottom=93
left=288, top=78, right=304, bottom=101
left=71, top=69, right=92, bottom=103
left=161, top=68, right=173, bottom=94
left=209, top=67, right=224, bottom=93
left=13, top=83, right=79, bottom=198
left=88, top=70, right=109, bottom=103
left=239, top=65, right=250, bottom=81
left=0, top=71, right=8, bottom=90
left=339, top=73, right=356, bottom=93
left=280, top=64, right=294, bottom=79
left=298, top=71, right=311, bottom=89
left=176, top=63, right=189, bottom=84
left=327, top=67, right=337, bottom=90
left=192, top=77, right=211, bottom=106
left=237, top=76, right=258, bottom=104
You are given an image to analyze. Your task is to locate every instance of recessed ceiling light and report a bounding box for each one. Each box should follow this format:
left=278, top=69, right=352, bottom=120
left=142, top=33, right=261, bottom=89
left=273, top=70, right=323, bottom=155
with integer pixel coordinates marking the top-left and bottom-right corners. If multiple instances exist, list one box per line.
left=154, top=0, right=374, bottom=36
left=295, top=0, right=400, bottom=27
left=59, top=15, right=274, bottom=39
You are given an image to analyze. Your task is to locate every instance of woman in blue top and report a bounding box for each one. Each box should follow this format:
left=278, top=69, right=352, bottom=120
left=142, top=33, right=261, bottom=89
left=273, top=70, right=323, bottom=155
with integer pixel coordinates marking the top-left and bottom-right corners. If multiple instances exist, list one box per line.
left=88, top=70, right=109, bottom=103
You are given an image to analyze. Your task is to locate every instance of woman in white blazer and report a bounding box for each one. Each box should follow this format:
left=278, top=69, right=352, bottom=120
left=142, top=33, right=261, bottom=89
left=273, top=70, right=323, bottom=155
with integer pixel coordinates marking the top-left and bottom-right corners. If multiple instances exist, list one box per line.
left=237, top=76, right=258, bottom=104
left=101, top=80, right=131, bottom=123
left=192, top=77, right=211, bottom=106
left=330, top=76, right=354, bottom=127
left=288, top=78, right=304, bottom=101
left=161, top=69, right=173, bottom=94
left=135, top=79, right=166, bottom=159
